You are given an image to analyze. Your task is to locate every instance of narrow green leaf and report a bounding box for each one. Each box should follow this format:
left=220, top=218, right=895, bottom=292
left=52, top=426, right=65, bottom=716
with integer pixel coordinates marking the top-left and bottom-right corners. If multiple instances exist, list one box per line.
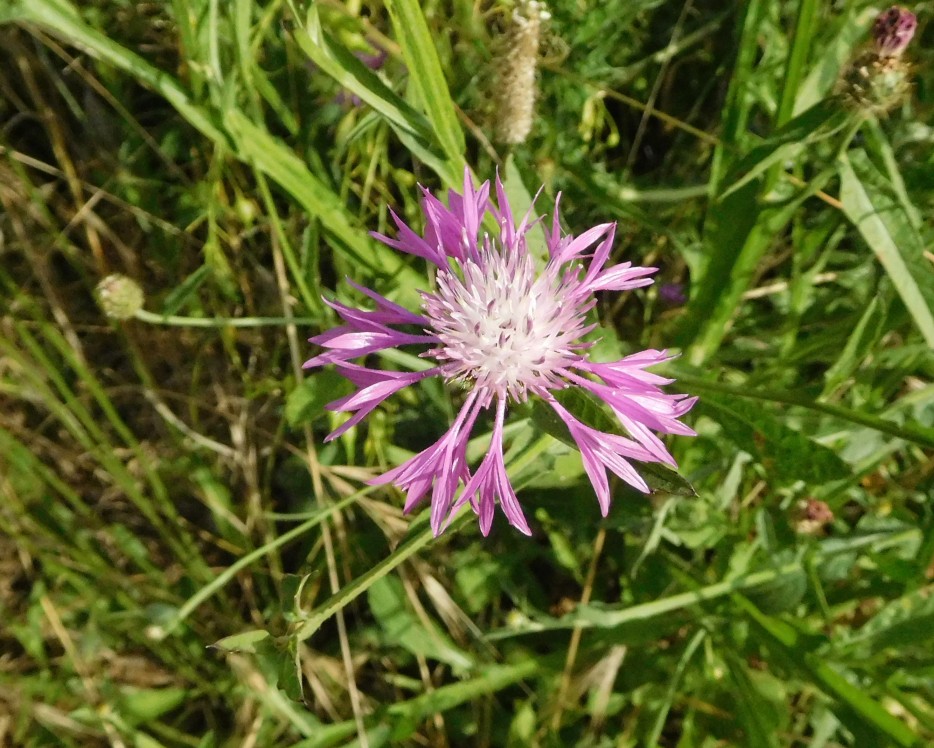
left=838, top=150, right=934, bottom=347
left=8, top=0, right=229, bottom=147
left=719, top=102, right=842, bottom=200
left=794, top=7, right=878, bottom=116
left=646, top=630, right=706, bottom=746
left=774, top=0, right=819, bottom=127
left=683, top=166, right=836, bottom=362
left=211, top=629, right=273, bottom=653
left=224, top=111, right=411, bottom=283
left=834, top=584, right=934, bottom=656
left=823, top=294, right=888, bottom=395
left=385, top=0, right=465, bottom=170
left=285, top=370, right=351, bottom=428
left=674, top=372, right=934, bottom=450
left=368, top=576, right=473, bottom=671
left=161, top=491, right=366, bottom=638
left=298, top=660, right=539, bottom=748
left=295, top=7, right=456, bottom=184
left=487, top=527, right=920, bottom=638
left=723, top=652, right=783, bottom=748
left=291, top=510, right=468, bottom=642
left=737, top=596, right=921, bottom=747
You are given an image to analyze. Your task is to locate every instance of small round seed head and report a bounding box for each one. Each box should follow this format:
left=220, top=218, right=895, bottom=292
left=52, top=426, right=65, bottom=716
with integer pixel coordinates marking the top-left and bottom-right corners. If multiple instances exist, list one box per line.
left=96, top=274, right=144, bottom=320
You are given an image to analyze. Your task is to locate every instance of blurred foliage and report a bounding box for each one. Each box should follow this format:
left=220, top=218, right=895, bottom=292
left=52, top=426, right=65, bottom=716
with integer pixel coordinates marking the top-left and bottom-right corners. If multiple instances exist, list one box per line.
left=1, top=0, right=933, bottom=745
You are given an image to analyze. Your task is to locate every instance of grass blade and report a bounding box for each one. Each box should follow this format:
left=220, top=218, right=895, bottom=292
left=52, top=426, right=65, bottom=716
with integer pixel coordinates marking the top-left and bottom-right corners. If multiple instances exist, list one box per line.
left=838, top=150, right=934, bottom=347
left=736, top=595, right=921, bottom=747
left=385, top=0, right=466, bottom=173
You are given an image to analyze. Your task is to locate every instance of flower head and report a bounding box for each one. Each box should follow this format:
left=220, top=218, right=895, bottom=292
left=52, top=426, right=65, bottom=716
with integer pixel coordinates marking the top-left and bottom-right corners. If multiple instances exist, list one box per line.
left=841, top=6, right=918, bottom=115
left=96, top=274, right=144, bottom=320
left=305, top=169, right=696, bottom=536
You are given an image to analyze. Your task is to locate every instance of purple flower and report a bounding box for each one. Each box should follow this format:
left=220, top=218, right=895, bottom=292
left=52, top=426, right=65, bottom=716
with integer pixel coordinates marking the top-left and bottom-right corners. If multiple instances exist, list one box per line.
left=658, top=282, right=687, bottom=307
left=305, top=170, right=696, bottom=537
left=873, top=6, right=917, bottom=58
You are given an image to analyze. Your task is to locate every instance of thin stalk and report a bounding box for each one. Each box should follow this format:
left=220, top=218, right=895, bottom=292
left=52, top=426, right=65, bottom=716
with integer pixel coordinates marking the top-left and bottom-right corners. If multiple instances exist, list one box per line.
left=134, top=309, right=319, bottom=328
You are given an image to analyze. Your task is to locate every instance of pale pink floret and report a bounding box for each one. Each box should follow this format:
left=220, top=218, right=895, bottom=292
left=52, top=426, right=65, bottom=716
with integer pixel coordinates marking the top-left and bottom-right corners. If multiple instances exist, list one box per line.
left=305, top=168, right=695, bottom=536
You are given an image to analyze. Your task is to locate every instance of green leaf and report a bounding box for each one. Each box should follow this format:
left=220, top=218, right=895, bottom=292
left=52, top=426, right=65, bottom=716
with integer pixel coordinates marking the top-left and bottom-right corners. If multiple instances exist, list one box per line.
left=384, top=0, right=465, bottom=171
left=834, top=584, right=934, bottom=657
left=487, top=527, right=920, bottom=639
left=291, top=510, right=466, bottom=642
left=285, top=369, right=350, bottom=428
left=368, top=576, right=473, bottom=672
left=224, top=111, right=409, bottom=282
left=299, top=660, right=539, bottom=748
left=211, top=629, right=273, bottom=653
left=793, top=7, right=877, bottom=116
left=736, top=596, right=921, bottom=747
left=745, top=557, right=808, bottom=613
left=159, top=265, right=210, bottom=316
left=116, top=687, right=189, bottom=726
left=530, top=387, right=618, bottom=445
left=7, top=0, right=228, bottom=146
left=295, top=7, right=457, bottom=185
left=719, top=102, right=842, bottom=200
left=638, top=462, right=698, bottom=497
left=723, top=653, right=783, bottom=748
left=838, top=150, right=934, bottom=347
left=675, top=372, right=934, bottom=450
left=823, top=293, right=889, bottom=395
left=697, top=393, right=851, bottom=487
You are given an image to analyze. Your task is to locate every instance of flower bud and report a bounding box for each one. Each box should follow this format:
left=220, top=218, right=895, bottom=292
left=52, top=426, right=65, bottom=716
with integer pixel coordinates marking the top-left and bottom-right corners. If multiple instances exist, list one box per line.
left=96, top=274, right=144, bottom=320
left=873, top=6, right=917, bottom=58
left=841, top=7, right=919, bottom=117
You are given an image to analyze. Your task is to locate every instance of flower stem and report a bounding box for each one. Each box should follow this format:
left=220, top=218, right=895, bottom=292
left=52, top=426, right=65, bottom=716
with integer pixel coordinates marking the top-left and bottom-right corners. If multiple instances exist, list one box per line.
left=134, top=308, right=319, bottom=328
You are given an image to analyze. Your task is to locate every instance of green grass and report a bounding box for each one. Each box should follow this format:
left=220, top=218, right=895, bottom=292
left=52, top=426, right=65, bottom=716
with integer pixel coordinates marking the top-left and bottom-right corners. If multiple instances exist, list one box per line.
left=1, top=0, right=933, bottom=745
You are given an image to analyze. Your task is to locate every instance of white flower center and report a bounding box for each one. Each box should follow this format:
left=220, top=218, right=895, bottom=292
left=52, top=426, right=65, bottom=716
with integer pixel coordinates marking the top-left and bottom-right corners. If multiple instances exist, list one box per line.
left=422, top=243, right=588, bottom=402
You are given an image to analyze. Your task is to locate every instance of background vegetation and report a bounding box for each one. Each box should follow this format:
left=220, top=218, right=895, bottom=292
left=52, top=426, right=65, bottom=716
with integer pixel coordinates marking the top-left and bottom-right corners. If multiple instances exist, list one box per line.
left=1, top=0, right=933, bottom=745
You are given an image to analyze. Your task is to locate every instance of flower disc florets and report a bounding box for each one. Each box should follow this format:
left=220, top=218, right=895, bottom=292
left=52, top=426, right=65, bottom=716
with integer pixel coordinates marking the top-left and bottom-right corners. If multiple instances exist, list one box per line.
left=423, top=237, right=592, bottom=403
left=305, top=169, right=696, bottom=537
